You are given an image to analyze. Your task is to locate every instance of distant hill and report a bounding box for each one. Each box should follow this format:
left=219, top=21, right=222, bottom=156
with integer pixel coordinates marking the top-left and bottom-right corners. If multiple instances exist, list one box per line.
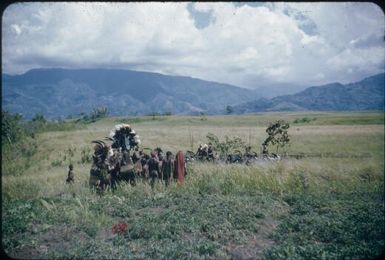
left=252, top=83, right=309, bottom=98
left=3, top=69, right=383, bottom=119
left=232, top=73, right=384, bottom=114
left=2, top=68, right=261, bottom=119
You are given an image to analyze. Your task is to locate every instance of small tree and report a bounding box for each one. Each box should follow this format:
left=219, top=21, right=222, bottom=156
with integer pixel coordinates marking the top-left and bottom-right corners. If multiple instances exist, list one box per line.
left=226, top=105, right=233, bottom=115
left=206, top=133, right=245, bottom=159
left=91, top=106, right=109, bottom=121
left=32, top=113, right=47, bottom=123
left=263, top=120, right=290, bottom=154
left=199, top=112, right=207, bottom=121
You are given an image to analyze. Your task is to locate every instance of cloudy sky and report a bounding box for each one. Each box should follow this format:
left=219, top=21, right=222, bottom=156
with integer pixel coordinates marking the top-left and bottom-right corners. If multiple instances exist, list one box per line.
left=2, top=2, right=384, bottom=88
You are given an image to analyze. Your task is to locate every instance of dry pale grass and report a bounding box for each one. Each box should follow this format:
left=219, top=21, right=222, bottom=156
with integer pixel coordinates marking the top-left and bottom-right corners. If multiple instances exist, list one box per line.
left=290, top=125, right=384, bottom=136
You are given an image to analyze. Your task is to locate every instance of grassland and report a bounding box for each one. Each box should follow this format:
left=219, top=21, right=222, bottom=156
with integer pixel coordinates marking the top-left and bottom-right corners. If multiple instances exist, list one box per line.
left=2, top=111, right=384, bottom=259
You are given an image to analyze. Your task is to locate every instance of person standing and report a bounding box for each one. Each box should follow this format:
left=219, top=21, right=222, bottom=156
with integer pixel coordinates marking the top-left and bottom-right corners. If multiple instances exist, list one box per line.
left=66, top=164, right=75, bottom=184
left=161, top=151, right=174, bottom=186
left=132, top=147, right=140, bottom=164
left=207, top=143, right=214, bottom=161
left=148, top=151, right=160, bottom=188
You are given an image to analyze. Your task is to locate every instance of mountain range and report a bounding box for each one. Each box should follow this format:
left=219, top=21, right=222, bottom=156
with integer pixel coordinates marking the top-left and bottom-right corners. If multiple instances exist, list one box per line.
left=2, top=68, right=384, bottom=119
left=232, top=73, right=384, bottom=113
left=2, top=68, right=260, bottom=119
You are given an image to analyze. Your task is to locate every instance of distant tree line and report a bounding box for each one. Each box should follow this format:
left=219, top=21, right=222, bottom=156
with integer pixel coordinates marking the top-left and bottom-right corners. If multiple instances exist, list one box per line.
left=2, top=110, right=82, bottom=145
left=2, top=106, right=112, bottom=145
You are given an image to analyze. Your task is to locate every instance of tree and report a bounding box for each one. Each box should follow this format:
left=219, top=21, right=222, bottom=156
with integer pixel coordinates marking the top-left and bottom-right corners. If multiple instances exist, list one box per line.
left=226, top=105, right=233, bottom=115
left=91, top=106, right=109, bottom=121
left=263, top=120, right=290, bottom=154
left=2, top=110, right=24, bottom=145
left=199, top=112, right=207, bottom=121
left=32, top=113, right=47, bottom=123
left=206, top=133, right=245, bottom=159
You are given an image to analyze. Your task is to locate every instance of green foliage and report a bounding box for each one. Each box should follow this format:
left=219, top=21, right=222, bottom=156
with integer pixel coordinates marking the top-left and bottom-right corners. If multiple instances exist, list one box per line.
left=145, top=111, right=173, bottom=119
left=3, top=201, right=38, bottom=249
left=25, top=114, right=81, bottom=136
left=263, top=192, right=385, bottom=259
left=206, top=133, right=246, bottom=158
left=2, top=110, right=38, bottom=176
left=200, top=112, right=207, bottom=121
left=263, top=120, right=290, bottom=154
left=293, top=117, right=317, bottom=124
left=163, top=111, right=172, bottom=116
left=2, top=110, right=82, bottom=177
left=32, top=113, right=47, bottom=123
left=2, top=110, right=25, bottom=145
left=92, top=106, right=108, bottom=119
left=4, top=167, right=383, bottom=259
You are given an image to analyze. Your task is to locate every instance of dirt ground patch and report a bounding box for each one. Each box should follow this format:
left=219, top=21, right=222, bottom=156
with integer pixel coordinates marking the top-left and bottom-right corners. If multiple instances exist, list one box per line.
left=5, top=223, right=90, bottom=259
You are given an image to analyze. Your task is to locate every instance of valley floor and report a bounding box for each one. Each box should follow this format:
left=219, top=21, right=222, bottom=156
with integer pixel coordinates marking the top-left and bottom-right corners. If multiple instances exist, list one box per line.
left=2, top=112, right=384, bottom=259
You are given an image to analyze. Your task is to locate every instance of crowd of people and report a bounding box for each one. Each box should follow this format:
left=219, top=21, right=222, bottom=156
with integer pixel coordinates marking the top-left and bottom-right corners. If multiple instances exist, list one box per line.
left=196, top=143, right=215, bottom=161
left=67, top=124, right=274, bottom=189
left=130, top=148, right=187, bottom=188
left=82, top=143, right=188, bottom=191
left=67, top=141, right=276, bottom=189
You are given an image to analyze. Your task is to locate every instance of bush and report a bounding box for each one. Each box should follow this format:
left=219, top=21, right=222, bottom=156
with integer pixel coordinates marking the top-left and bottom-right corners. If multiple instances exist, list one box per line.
left=293, top=117, right=316, bottom=124
left=2, top=110, right=25, bottom=145
left=2, top=110, right=82, bottom=176
left=206, top=133, right=246, bottom=159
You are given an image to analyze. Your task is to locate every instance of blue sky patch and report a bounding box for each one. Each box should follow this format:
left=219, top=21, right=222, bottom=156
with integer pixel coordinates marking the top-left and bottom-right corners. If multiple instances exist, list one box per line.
left=187, top=3, right=215, bottom=29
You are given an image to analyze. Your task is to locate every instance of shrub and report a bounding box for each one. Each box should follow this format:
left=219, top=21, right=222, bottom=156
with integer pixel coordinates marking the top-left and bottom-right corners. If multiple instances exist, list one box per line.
left=2, top=110, right=25, bottom=145
left=206, top=133, right=246, bottom=159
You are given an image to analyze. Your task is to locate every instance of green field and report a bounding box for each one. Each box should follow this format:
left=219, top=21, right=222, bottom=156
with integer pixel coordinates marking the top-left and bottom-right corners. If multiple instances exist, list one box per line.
left=2, top=112, right=384, bottom=259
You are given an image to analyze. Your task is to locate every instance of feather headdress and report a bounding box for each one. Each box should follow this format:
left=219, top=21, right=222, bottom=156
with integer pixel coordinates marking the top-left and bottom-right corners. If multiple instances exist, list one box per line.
left=110, top=124, right=140, bottom=150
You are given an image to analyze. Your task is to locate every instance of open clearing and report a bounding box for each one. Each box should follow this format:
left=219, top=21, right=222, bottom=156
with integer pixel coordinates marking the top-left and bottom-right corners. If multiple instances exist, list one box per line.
left=2, top=112, right=384, bottom=259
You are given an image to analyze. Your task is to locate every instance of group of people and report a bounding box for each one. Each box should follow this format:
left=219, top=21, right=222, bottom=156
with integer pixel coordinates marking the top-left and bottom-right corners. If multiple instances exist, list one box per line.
left=67, top=121, right=275, bottom=190
left=196, top=143, right=215, bottom=161
left=133, top=148, right=187, bottom=187
left=86, top=143, right=189, bottom=191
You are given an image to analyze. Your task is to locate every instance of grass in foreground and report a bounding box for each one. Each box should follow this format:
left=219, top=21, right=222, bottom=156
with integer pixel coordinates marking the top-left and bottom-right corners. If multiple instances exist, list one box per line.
left=2, top=160, right=384, bottom=259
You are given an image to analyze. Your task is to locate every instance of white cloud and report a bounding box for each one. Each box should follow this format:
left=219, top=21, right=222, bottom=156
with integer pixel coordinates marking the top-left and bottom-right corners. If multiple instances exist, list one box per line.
left=10, top=24, right=21, bottom=35
left=2, top=2, right=384, bottom=88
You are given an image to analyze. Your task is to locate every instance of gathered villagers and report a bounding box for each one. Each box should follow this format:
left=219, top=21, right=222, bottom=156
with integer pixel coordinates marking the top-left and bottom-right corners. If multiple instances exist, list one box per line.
left=88, top=124, right=187, bottom=191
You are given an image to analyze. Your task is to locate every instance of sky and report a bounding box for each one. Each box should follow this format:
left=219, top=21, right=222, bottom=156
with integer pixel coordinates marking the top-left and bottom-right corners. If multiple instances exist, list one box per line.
left=2, top=2, right=385, bottom=89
